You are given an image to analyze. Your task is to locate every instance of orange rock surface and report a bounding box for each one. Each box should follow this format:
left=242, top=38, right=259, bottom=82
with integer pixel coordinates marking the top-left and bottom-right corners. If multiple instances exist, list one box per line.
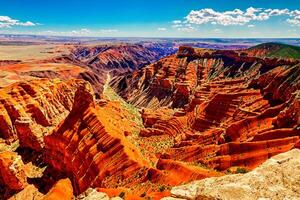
left=8, top=179, right=73, bottom=200
left=0, top=151, right=27, bottom=191
left=41, top=179, right=73, bottom=200
left=44, top=83, right=150, bottom=194
left=112, top=46, right=300, bottom=172
left=0, top=46, right=299, bottom=199
left=0, top=79, right=88, bottom=150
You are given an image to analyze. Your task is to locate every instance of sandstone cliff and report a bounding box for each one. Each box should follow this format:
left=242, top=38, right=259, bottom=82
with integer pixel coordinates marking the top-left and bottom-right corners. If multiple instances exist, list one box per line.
left=0, top=45, right=299, bottom=200
left=0, top=79, right=88, bottom=150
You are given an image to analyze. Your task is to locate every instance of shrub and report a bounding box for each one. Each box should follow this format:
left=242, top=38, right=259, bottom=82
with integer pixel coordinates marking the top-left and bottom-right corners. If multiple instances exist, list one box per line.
left=159, top=185, right=165, bottom=192
left=236, top=167, right=247, bottom=174
left=119, top=191, right=125, bottom=199
left=140, top=192, right=146, bottom=197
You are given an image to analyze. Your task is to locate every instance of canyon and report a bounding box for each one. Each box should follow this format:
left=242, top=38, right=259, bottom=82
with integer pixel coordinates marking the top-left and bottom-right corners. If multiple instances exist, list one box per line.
left=0, top=42, right=299, bottom=200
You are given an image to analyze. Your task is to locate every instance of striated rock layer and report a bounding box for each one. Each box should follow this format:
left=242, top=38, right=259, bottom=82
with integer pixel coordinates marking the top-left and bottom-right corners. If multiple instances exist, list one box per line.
left=71, top=43, right=175, bottom=73
left=111, top=46, right=300, bottom=174
left=0, top=45, right=299, bottom=199
left=0, top=79, right=88, bottom=150
left=44, top=83, right=150, bottom=194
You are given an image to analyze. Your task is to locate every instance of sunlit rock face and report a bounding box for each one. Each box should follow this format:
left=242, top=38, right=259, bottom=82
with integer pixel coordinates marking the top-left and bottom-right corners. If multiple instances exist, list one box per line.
left=163, top=149, right=300, bottom=200
left=0, top=45, right=299, bottom=200
left=0, top=79, right=87, bottom=150
left=111, top=46, right=300, bottom=171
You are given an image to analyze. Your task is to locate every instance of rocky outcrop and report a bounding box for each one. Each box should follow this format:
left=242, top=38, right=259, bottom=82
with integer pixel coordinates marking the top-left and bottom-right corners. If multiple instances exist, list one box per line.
left=112, top=46, right=300, bottom=173
left=163, top=149, right=300, bottom=200
left=8, top=185, right=43, bottom=200
left=76, top=188, right=110, bottom=200
left=8, top=179, right=73, bottom=200
left=0, top=45, right=299, bottom=199
left=0, top=61, right=106, bottom=98
left=0, top=151, right=27, bottom=191
left=0, top=79, right=88, bottom=150
left=44, top=84, right=150, bottom=194
left=41, top=178, right=73, bottom=200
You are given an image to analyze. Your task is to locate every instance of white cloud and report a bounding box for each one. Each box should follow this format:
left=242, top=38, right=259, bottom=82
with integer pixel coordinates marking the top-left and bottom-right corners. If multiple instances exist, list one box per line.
left=157, top=27, right=167, bottom=31
left=172, top=20, right=182, bottom=24
left=287, top=10, right=300, bottom=26
left=177, top=26, right=195, bottom=32
left=0, top=16, right=37, bottom=28
left=248, top=24, right=255, bottom=28
left=172, top=24, right=182, bottom=28
left=184, top=7, right=300, bottom=27
left=171, top=20, right=196, bottom=32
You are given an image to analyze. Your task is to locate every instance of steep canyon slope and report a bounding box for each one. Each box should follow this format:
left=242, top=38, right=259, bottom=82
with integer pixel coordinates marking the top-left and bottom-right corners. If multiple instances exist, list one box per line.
left=110, top=45, right=300, bottom=180
left=0, top=44, right=299, bottom=200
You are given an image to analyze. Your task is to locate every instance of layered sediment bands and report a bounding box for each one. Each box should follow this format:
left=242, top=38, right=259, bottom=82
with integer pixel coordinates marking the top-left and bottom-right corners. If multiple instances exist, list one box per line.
left=1, top=45, right=300, bottom=199
left=148, top=159, right=223, bottom=186
left=113, top=46, right=300, bottom=172
left=0, top=79, right=86, bottom=150
left=141, top=108, right=188, bottom=139
left=44, top=85, right=150, bottom=194
left=110, top=48, right=264, bottom=109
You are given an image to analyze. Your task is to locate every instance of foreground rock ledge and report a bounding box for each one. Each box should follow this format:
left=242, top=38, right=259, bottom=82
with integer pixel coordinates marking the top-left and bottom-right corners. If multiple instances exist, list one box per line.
left=163, top=149, right=300, bottom=200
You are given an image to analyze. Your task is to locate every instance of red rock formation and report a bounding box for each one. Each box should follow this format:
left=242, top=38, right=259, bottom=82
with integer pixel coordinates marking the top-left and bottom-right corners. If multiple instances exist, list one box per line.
left=41, top=179, right=73, bottom=200
left=0, top=45, right=299, bottom=199
left=8, top=179, right=73, bottom=200
left=72, top=44, right=175, bottom=73
left=0, top=79, right=87, bottom=150
left=44, top=84, right=150, bottom=194
left=112, top=46, right=300, bottom=173
left=0, top=151, right=27, bottom=191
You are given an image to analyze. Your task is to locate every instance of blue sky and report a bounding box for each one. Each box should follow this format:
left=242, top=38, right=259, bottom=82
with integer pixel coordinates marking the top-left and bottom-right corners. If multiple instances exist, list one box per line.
left=0, top=0, right=299, bottom=37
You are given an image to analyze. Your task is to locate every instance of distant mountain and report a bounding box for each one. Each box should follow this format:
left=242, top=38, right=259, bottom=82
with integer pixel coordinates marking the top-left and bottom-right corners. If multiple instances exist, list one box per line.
left=71, top=43, right=176, bottom=73
left=246, top=42, right=300, bottom=59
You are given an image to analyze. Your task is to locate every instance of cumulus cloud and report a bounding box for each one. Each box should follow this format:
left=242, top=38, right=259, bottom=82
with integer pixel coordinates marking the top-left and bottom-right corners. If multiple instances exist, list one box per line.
left=0, top=16, right=36, bottom=28
left=287, top=10, right=300, bottom=26
left=183, top=7, right=300, bottom=26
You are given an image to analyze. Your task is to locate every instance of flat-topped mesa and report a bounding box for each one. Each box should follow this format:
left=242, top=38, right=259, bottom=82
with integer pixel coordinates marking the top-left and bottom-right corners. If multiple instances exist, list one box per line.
left=177, top=46, right=195, bottom=57
left=0, top=79, right=89, bottom=150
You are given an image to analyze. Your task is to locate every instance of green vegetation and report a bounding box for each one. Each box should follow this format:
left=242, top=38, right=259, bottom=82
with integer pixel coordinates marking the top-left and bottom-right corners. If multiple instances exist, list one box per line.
left=159, top=185, right=166, bottom=192
left=236, top=167, right=248, bottom=174
left=249, top=42, right=300, bottom=59
left=103, top=74, right=144, bottom=128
